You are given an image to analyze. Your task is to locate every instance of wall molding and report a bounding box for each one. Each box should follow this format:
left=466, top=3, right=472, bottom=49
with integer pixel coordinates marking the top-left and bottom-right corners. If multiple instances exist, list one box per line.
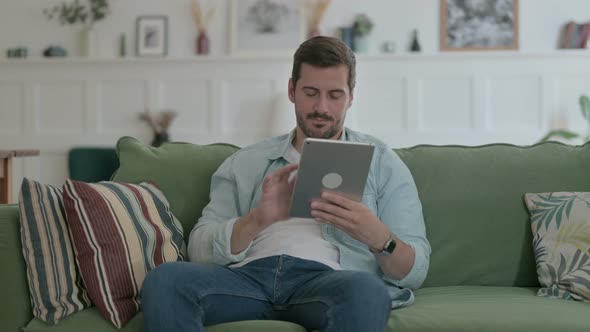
left=1, top=53, right=590, bottom=199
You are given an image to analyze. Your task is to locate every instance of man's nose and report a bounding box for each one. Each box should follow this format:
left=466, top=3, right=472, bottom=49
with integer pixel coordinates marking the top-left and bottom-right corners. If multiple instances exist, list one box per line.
left=313, top=94, right=329, bottom=112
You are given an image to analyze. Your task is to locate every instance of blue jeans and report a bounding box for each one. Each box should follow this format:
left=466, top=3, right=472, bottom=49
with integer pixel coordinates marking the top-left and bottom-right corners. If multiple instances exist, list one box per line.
left=142, top=255, right=391, bottom=332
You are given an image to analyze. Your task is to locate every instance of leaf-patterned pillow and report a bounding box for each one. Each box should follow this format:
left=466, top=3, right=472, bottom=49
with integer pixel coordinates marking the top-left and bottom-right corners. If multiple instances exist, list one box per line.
left=524, top=192, right=590, bottom=303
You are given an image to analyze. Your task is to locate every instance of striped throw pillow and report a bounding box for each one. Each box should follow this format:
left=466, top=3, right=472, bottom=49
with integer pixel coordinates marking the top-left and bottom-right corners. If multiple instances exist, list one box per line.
left=18, top=178, right=91, bottom=324
left=62, top=179, right=185, bottom=328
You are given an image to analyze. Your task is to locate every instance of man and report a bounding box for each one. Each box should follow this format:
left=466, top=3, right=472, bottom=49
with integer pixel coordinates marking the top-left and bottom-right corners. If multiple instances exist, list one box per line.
left=142, top=36, right=430, bottom=332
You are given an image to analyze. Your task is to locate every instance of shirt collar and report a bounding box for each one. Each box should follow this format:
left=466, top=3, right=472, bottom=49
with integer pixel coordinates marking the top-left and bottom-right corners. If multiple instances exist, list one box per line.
left=267, top=127, right=349, bottom=162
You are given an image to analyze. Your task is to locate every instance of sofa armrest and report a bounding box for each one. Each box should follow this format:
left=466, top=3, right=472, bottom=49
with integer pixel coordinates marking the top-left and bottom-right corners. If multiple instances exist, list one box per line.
left=0, top=204, right=33, bottom=332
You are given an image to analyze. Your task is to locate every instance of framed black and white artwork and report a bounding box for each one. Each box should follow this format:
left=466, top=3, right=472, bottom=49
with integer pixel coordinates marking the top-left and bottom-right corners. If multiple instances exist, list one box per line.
left=440, top=0, right=519, bottom=51
left=136, top=16, right=168, bottom=57
left=229, top=0, right=305, bottom=55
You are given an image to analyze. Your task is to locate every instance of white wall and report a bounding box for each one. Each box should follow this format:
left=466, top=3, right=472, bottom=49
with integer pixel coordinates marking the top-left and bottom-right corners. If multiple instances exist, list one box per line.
left=1, top=0, right=590, bottom=203
left=2, top=52, right=590, bottom=201
left=1, top=0, right=590, bottom=57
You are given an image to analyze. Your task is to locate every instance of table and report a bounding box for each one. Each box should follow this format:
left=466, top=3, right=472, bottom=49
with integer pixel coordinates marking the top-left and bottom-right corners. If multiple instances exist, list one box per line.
left=0, top=149, right=40, bottom=204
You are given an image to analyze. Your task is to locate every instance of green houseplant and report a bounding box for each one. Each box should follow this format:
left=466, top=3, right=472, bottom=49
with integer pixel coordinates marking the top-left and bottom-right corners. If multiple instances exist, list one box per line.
left=540, top=94, right=590, bottom=143
left=43, top=0, right=110, bottom=57
left=44, top=0, right=109, bottom=26
left=352, top=13, right=374, bottom=37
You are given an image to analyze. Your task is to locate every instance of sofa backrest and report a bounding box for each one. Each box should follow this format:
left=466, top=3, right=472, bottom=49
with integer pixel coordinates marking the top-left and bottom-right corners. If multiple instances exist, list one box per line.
left=112, top=137, right=590, bottom=288
left=395, top=142, right=590, bottom=288
left=111, top=137, right=239, bottom=244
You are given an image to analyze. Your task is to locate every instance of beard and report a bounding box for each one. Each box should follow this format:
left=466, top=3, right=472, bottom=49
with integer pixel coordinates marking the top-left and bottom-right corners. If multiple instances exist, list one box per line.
left=296, top=110, right=344, bottom=139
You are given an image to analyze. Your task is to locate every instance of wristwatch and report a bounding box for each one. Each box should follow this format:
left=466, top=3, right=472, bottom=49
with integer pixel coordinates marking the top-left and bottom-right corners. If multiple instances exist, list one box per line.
left=370, top=234, right=397, bottom=256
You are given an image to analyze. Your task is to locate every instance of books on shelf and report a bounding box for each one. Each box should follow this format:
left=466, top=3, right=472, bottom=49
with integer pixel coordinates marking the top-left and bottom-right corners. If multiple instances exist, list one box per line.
left=561, top=21, right=590, bottom=49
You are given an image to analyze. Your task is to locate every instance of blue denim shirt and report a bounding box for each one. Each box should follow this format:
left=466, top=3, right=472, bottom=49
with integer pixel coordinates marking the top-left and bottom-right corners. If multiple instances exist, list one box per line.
left=188, top=128, right=431, bottom=309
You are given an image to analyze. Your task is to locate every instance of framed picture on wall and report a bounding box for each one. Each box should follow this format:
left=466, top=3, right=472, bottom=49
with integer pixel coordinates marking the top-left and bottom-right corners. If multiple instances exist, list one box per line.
left=136, top=16, right=168, bottom=57
left=440, top=0, right=519, bottom=51
left=228, top=0, right=305, bottom=56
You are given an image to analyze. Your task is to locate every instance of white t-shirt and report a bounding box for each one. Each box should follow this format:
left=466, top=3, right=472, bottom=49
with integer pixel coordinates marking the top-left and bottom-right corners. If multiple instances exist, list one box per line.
left=231, top=145, right=342, bottom=270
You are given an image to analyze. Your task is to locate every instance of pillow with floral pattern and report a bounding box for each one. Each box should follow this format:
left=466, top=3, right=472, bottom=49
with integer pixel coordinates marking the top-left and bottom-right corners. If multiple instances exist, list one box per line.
left=524, top=192, right=590, bottom=303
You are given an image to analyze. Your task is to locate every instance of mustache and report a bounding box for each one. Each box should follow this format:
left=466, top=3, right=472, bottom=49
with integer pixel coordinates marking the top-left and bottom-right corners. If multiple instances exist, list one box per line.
left=307, top=112, right=333, bottom=121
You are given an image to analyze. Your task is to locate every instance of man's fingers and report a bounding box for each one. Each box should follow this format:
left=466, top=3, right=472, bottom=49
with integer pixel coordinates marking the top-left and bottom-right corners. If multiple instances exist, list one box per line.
left=311, top=199, right=353, bottom=220
left=271, top=163, right=299, bottom=182
left=311, top=210, right=350, bottom=230
left=263, top=163, right=299, bottom=190
left=288, top=175, right=297, bottom=192
left=262, top=174, right=272, bottom=190
left=288, top=172, right=298, bottom=184
left=278, top=163, right=299, bottom=177
left=321, top=191, right=358, bottom=210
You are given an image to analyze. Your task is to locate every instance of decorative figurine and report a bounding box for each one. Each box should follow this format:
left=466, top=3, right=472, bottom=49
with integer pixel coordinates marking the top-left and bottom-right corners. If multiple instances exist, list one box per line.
left=410, top=29, right=422, bottom=52
left=43, top=46, right=68, bottom=57
left=6, top=47, right=28, bottom=58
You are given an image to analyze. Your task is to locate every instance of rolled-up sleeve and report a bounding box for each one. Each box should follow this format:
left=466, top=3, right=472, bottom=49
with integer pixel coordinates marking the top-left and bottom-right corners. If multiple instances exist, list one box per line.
left=378, top=148, right=431, bottom=289
left=187, top=156, right=253, bottom=265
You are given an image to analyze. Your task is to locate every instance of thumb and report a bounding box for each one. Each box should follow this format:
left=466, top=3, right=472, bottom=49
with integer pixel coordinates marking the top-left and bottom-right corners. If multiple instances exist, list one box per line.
left=288, top=173, right=297, bottom=191
left=262, top=175, right=272, bottom=192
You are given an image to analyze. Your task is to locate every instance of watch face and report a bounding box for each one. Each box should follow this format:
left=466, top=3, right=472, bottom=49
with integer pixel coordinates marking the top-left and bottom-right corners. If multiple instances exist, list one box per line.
left=385, top=238, right=396, bottom=253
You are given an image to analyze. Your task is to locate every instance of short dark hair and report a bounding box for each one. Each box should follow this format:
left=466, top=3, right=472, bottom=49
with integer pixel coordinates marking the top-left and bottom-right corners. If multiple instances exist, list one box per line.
left=291, top=36, right=356, bottom=92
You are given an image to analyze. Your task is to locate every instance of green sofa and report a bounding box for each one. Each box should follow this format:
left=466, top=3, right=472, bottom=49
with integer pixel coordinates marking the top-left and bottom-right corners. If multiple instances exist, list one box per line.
left=2, top=137, right=589, bottom=332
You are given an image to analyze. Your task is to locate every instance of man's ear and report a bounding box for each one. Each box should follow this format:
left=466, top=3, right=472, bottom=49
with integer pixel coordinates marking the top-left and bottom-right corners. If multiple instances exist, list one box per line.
left=348, top=88, right=355, bottom=108
left=288, top=78, right=296, bottom=103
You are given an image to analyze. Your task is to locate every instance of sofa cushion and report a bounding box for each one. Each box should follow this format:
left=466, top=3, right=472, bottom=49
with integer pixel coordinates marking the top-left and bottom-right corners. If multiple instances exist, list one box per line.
left=524, top=191, right=590, bottom=302
left=23, top=308, right=307, bottom=332
left=18, top=178, right=91, bottom=324
left=23, top=287, right=590, bottom=332
left=389, top=286, right=590, bottom=331
left=62, top=179, right=185, bottom=328
left=111, top=137, right=239, bottom=244
left=395, top=142, right=590, bottom=288
left=1, top=203, right=41, bottom=332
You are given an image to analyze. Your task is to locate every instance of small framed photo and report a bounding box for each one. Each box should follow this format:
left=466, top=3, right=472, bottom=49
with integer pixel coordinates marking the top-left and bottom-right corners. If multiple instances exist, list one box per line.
left=136, top=16, right=168, bottom=57
left=440, top=0, right=519, bottom=51
left=229, top=0, right=305, bottom=56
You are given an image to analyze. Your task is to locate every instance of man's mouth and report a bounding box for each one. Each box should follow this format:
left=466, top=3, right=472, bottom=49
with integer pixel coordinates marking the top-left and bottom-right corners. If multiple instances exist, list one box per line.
left=310, top=118, right=331, bottom=128
left=311, top=117, right=330, bottom=123
left=307, top=112, right=333, bottom=122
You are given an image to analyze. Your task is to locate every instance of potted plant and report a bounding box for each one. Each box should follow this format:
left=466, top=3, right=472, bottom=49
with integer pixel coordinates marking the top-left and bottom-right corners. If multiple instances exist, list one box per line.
left=540, top=94, right=590, bottom=143
left=43, top=0, right=110, bottom=57
left=352, top=13, right=373, bottom=53
left=139, top=110, right=178, bottom=147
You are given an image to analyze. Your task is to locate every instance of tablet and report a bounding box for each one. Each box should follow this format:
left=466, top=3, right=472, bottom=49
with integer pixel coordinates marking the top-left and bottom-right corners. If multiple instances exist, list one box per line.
left=289, top=138, right=375, bottom=218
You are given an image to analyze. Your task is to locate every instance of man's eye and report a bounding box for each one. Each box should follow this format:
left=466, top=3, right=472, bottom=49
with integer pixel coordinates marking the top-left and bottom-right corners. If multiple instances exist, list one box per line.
left=305, top=91, right=318, bottom=97
left=329, top=92, right=344, bottom=99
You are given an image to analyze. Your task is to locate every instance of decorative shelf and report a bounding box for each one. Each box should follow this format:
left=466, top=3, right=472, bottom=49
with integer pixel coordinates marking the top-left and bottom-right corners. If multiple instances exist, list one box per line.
left=1, top=50, right=590, bottom=65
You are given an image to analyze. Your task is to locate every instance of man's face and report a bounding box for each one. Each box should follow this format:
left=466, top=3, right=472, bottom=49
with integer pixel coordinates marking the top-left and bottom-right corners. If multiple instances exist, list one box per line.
left=289, top=63, right=354, bottom=140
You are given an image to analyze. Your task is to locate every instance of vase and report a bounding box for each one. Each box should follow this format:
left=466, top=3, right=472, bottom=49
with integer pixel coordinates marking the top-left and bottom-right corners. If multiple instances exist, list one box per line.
left=80, top=25, right=97, bottom=57
left=151, top=132, right=170, bottom=147
left=119, top=33, right=126, bottom=57
left=196, top=30, right=210, bottom=55
left=340, top=27, right=354, bottom=50
left=352, top=35, right=369, bottom=53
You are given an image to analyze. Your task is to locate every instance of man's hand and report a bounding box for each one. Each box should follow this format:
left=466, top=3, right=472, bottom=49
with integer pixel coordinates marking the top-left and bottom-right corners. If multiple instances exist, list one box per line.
left=254, top=163, right=299, bottom=228
left=310, top=191, right=390, bottom=251
left=310, top=191, right=416, bottom=280
left=231, top=163, right=298, bottom=254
